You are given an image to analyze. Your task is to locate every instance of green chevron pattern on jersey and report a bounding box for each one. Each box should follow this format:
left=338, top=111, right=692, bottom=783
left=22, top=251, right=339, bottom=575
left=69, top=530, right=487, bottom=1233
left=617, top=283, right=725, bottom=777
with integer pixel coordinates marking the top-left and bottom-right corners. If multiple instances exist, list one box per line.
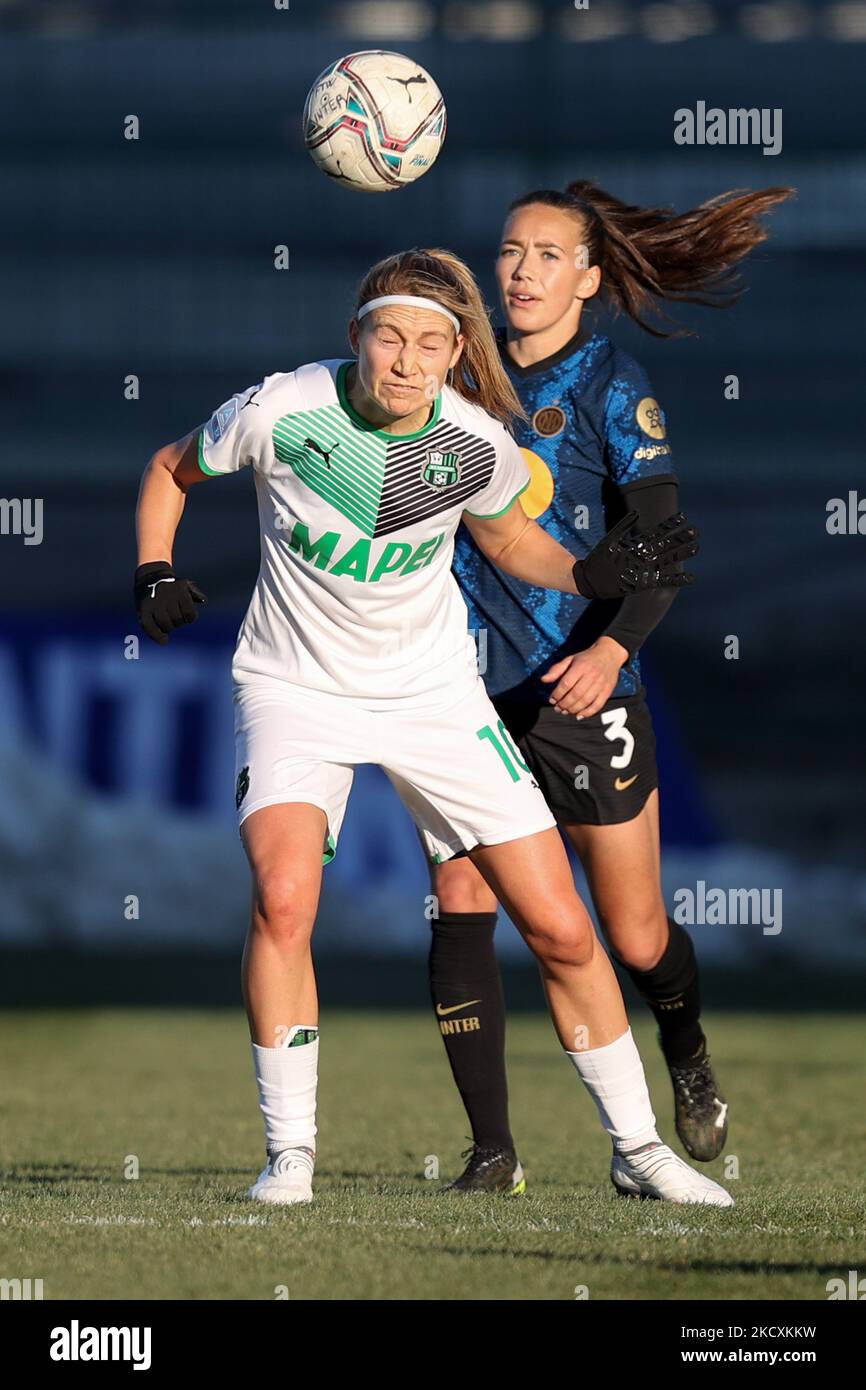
left=273, top=408, right=500, bottom=538
left=273, top=410, right=500, bottom=538
left=272, top=363, right=501, bottom=538
left=272, top=404, right=387, bottom=537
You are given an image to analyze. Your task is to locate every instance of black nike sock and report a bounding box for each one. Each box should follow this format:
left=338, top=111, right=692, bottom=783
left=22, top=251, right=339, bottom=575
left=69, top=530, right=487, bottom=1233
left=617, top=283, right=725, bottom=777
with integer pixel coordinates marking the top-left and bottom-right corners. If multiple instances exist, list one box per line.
left=615, top=917, right=705, bottom=1067
left=428, top=910, right=514, bottom=1152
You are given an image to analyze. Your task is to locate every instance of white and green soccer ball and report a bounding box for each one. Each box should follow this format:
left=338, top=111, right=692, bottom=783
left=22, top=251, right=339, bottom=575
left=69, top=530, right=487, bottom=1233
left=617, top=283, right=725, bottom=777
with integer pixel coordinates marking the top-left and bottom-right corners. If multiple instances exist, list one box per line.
left=303, top=50, right=446, bottom=193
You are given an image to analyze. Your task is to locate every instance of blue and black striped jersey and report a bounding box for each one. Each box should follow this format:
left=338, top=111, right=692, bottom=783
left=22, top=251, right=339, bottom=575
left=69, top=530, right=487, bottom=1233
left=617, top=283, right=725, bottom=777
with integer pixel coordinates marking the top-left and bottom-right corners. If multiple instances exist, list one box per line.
left=453, top=323, right=677, bottom=703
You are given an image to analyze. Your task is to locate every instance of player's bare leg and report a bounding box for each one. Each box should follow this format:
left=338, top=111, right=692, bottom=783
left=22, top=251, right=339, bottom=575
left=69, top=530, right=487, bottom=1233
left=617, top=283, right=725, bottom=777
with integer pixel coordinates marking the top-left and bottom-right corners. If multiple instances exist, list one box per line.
left=240, top=802, right=327, bottom=1204
left=469, top=829, right=629, bottom=1044
left=241, top=802, right=325, bottom=1042
left=468, top=827, right=733, bottom=1206
left=565, top=791, right=729, bottom=1161
left=566, top=792, right=668, bottom=971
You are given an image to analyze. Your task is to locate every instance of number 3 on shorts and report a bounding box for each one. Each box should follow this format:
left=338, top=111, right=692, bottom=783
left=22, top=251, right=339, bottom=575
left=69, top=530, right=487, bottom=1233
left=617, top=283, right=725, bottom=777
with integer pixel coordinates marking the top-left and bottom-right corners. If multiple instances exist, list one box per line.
left=477, top=720, right=532, bottom=783
left=600, top=707, right=635, bottom=770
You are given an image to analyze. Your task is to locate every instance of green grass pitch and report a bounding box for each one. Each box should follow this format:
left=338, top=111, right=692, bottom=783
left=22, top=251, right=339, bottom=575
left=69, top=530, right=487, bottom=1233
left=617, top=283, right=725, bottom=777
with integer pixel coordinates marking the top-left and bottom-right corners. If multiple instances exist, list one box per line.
left=2, top=1009, right=864, bottom=1300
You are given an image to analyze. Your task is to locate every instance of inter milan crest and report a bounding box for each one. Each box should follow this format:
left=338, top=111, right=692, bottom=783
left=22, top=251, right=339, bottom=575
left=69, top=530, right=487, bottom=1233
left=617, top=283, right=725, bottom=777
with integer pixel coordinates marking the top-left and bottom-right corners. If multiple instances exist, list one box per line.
left=531, top=405, right=566, bottom=438
left=422, top=449, right=461, bottom=488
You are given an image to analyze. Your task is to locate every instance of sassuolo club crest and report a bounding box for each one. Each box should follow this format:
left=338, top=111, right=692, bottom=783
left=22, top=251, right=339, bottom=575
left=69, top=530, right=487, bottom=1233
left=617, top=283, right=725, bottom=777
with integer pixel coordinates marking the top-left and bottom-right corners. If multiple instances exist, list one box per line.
left=422, top=449, right=461, bottom=489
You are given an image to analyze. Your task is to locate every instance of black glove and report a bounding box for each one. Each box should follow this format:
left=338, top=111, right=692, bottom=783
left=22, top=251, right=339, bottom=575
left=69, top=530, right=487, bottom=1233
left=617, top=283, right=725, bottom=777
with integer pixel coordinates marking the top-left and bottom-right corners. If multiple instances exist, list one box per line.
left=134, top=561, right=207, bottom=645
left=574, top=510, right=698, bottom=601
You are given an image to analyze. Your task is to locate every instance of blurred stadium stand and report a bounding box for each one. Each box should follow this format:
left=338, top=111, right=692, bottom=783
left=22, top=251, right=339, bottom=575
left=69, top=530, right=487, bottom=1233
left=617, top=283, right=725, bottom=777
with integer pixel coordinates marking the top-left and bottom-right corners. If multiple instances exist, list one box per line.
left=2, top=0, right=866, bottom=42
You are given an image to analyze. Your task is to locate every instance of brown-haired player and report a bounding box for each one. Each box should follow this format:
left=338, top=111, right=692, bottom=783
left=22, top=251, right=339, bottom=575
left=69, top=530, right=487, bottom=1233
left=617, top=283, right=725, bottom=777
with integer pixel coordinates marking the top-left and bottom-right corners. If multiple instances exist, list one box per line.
left=419, top=182, right=792, bottom=1193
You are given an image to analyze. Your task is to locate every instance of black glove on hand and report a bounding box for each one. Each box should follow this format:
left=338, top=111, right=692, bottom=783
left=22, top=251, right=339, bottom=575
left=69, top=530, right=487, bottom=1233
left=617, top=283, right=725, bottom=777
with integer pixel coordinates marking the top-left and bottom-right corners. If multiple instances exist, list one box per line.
left=574, top=510, right=699, bottom=601
left=134, top=562, right=207, bottom=645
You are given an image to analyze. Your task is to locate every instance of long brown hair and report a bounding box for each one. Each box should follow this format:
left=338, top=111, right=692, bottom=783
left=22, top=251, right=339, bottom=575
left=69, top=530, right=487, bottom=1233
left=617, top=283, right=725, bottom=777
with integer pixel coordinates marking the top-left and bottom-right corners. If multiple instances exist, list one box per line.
left=353, top=248, right=528, bottom=426
left=508, top=181, right=794, bottom=337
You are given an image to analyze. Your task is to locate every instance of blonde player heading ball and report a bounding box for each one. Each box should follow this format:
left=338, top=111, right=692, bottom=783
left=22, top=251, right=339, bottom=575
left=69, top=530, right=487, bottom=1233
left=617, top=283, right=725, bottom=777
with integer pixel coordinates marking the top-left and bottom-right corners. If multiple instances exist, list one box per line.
left=134, top=246, right=732, bottom=1207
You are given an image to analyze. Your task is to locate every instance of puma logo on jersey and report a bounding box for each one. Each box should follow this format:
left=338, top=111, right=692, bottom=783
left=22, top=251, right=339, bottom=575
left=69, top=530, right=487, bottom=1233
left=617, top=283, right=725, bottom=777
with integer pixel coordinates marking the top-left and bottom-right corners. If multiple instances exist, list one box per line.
left=242, top=386, right=262, bottom=410
left=303, top=437, right=341, bottom=469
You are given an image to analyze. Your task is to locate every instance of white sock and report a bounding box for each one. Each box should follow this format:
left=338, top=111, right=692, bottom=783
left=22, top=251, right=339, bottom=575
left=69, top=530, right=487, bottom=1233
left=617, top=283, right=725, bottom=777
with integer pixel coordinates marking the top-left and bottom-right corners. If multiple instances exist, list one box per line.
left=251, top=1026, right=318, bottom=1154
left=567, top=1027, right=660, bottom=1152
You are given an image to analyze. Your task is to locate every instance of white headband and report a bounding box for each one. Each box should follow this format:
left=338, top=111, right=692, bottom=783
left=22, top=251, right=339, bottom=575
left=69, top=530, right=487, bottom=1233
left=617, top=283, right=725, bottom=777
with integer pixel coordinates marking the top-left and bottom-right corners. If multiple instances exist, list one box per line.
left=357, top=294, right=461, bottom=335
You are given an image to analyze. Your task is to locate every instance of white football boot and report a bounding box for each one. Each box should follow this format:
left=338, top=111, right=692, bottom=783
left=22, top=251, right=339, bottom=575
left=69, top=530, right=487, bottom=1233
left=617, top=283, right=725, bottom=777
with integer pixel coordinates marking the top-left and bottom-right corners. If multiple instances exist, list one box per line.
left=248, top=1145, right=315, bottom=1205
left=611, top=1140, right=734, bottom=1207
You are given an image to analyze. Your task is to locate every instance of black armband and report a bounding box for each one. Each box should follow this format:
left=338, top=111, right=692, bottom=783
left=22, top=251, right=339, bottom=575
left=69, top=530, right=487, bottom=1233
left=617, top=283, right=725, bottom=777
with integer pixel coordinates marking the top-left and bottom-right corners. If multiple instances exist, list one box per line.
left=603, top=475, right=682, bottom=659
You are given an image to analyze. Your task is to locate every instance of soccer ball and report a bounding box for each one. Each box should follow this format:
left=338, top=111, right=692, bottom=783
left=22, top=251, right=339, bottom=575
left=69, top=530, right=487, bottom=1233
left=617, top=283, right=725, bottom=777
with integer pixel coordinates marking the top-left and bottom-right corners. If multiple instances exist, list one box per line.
left=303, top=50, right=446, bottom=193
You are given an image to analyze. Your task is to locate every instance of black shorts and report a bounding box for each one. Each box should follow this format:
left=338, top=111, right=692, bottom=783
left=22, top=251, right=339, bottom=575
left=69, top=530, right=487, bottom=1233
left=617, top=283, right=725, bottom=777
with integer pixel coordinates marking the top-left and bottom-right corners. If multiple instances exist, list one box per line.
left=490, top=690, right=658, bottom=828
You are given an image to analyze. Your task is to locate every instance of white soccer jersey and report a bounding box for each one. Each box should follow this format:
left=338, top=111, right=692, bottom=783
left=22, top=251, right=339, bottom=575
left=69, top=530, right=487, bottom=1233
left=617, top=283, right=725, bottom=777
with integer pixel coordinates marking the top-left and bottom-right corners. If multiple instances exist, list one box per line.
left=198, top=359, right=531, bottom=707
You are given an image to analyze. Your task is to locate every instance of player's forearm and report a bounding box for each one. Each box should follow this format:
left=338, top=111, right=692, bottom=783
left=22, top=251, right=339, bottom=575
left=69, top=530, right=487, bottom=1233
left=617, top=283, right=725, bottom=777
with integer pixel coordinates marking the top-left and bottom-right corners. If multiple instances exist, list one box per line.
left=136, top=455, right=188, bottom=566
left=486, top=517, right=579, bottom=593
left=601, top=474, right=682, bottom=655
left=602, top=587, right=679, bottom=659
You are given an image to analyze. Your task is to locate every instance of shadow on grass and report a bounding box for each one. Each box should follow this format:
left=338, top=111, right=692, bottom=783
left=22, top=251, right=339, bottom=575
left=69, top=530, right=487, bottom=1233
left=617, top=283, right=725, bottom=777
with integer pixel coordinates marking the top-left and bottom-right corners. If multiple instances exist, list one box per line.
left=3, top=1164, right=255, bottom=1182
left=425, top=1246, right=856, bottom=1276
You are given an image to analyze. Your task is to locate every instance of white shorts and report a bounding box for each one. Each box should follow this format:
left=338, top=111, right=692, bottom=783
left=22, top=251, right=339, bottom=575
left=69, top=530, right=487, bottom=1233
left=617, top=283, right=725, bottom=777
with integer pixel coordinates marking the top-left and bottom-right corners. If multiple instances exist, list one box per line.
left=232, top=675, right=557, bottom=865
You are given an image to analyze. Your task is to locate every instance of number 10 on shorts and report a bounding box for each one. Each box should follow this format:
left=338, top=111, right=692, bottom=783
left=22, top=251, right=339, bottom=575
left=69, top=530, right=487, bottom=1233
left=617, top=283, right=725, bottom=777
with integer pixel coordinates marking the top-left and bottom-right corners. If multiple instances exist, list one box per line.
left=476, top=720, right=531, bottom=782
